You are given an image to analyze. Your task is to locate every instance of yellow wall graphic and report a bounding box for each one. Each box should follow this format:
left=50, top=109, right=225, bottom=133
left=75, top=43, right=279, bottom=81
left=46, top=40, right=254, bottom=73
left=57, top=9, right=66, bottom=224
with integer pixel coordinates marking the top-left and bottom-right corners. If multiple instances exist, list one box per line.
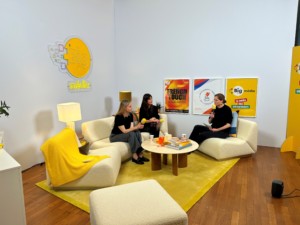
left=226, top=78, right=258, bottom=117
left=281, top=46, right=300, bottom=158
left=48, top=37, right=92, bottom=91
left=64, top=38, right=91, bottom=78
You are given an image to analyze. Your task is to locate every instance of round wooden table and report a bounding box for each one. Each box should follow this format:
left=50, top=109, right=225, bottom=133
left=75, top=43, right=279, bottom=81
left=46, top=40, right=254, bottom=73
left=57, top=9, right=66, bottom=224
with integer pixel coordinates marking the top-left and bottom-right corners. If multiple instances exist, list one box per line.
left=141, top=139, right=199, bottom=176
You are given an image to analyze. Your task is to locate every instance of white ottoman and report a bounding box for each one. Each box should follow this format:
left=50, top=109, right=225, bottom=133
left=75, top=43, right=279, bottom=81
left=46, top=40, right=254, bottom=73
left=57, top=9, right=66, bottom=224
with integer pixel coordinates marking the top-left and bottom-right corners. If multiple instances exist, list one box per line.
left=89, top=179, right=188, bottom=225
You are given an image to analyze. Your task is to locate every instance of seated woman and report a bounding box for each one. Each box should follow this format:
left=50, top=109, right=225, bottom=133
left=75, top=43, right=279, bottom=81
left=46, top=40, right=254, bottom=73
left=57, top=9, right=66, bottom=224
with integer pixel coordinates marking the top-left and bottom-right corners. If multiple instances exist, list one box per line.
left=139, top=93, right=161, bottom=137
left=189, top=93, right=233, bottom=144
left=110, top=100, right=149, bottom=165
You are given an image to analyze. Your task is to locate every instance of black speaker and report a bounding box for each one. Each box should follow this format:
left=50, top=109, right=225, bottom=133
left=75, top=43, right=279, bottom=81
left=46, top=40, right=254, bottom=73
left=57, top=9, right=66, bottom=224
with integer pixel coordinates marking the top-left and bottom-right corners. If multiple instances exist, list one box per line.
left=271, top=180, right=284, bottom=198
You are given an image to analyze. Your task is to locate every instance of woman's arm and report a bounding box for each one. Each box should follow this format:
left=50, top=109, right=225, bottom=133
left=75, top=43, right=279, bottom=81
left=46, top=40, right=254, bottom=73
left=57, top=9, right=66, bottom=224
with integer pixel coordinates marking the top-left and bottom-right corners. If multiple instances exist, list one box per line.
left=118, top=123, right=144, bottom=134
left=210, top=123, right=231, bottom=132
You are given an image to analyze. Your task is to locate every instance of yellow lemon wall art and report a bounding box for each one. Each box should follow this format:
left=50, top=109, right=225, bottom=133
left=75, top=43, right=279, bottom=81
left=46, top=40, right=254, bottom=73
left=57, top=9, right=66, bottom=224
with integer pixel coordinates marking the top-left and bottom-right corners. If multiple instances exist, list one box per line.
left=64, top=38, right=91, bottom=78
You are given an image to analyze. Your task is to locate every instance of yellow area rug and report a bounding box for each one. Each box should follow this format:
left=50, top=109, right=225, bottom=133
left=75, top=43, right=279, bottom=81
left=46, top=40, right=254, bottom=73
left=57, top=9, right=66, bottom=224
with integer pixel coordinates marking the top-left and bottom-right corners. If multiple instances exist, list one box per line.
left=36, top=151, right=239, bottom=213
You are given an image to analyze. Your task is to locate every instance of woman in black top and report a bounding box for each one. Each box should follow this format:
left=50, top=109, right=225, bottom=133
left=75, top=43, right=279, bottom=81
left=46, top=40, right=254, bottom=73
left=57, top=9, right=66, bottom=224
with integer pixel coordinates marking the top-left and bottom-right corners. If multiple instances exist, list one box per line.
left=189, top=93, right=233, bottom=144
left=139, top=93, right=161, bottom=137
left=110, top=100, right=149, bottom=165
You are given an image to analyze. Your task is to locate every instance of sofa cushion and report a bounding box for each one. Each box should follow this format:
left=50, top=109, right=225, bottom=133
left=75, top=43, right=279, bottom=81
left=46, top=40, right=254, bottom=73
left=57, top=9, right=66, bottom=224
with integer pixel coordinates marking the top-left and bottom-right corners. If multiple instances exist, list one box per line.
left=82, top=116, right=115, bottom=144
left=52, top=147, right=122, bottom=189
left=197, top=118, right=258, bottom=160
left=159, top=114, right=168, bottom=135
left=90, top=139, right=132, bottom=162
left=198, top=137, right=255, bottom=160
left=229, top=111, right=239, bottom=137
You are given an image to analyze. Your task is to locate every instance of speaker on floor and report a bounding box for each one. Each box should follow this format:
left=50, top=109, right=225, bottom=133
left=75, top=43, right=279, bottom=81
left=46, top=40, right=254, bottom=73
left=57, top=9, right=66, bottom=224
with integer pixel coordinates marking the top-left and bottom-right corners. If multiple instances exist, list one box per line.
left=271, top=180, right=284, bottom=198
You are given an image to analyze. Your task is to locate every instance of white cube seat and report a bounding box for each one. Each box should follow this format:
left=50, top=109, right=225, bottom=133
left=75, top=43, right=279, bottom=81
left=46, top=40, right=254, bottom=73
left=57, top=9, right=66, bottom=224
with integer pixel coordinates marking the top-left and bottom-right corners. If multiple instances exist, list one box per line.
left=89, top=179, right=188, bottom=225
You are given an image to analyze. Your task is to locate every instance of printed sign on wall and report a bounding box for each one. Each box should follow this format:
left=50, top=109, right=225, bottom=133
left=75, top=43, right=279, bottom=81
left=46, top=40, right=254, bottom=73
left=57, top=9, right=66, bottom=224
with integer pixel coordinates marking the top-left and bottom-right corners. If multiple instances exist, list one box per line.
left=48, top=37, right=92, bottom=92
left=192, top=78, right=224, bottom=115
left=226, top=78, right=258, bottom=117
left=164, top=79, right=190, bottom=113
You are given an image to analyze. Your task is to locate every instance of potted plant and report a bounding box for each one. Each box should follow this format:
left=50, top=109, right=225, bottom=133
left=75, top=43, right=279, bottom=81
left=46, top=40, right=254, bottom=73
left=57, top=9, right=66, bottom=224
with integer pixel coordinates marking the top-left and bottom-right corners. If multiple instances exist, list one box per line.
left=0, top=101, right=10, bottom=117
left=156, top=102, right=162, bottom=113
left=0, top=101, right=9, bottom=149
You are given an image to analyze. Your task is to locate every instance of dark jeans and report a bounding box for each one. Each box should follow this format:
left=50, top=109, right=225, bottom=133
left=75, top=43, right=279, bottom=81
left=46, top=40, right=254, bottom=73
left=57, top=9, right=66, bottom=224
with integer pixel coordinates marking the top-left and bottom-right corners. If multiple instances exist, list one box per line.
left=189, top=125, right=229, bottom=144
left=110, top=130, right=142, bottom=153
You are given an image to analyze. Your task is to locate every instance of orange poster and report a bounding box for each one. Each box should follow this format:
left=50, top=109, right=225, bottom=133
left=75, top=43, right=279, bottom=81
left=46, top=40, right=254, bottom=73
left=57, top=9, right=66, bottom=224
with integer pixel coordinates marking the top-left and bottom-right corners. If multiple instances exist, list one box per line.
left=164, top=79, right=190, bottom=113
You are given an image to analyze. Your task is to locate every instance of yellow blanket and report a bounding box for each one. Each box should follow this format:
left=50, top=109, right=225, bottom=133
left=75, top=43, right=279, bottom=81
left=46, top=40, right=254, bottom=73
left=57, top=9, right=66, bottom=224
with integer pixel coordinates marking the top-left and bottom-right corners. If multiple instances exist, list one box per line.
left=41, top=128, right=109, bottom=187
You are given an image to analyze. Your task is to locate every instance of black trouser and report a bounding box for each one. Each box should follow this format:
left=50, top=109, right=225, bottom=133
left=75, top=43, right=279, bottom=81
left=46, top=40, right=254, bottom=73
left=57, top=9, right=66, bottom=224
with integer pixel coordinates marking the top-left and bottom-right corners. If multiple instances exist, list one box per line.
left=189, top=125, right=229, bottom=144
left=141, top=123, right=160, bottom=138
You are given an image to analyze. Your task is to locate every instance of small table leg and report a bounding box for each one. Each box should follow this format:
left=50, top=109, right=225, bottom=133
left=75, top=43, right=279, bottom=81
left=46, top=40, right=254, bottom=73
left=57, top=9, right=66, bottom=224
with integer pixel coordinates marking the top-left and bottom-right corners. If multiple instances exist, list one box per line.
left=163, top=154, right=168, bottom=165
left=178, top=153, right=188, bottom=168
left=172, top=154, right=178, bottom=176
left=151, top=153, right=161, bottom=170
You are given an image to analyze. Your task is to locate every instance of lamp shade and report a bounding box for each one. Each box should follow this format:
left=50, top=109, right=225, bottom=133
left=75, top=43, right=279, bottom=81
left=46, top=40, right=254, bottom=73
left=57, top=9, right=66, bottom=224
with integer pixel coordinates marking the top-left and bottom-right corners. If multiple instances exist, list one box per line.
left=119, top=91, right=132, bottom=102
left=57, top=102, right=82, bottom=123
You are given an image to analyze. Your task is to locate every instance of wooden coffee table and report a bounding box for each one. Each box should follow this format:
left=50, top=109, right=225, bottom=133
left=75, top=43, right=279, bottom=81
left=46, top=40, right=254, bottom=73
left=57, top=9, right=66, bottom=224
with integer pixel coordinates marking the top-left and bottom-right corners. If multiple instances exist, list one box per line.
left=141, top=139, right=199, bottom=176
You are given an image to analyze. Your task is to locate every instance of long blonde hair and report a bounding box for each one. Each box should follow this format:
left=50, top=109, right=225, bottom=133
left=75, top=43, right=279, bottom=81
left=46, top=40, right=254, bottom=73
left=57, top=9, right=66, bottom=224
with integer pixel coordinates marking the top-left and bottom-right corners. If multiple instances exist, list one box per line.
left=116, top=100, right=131, bottom=116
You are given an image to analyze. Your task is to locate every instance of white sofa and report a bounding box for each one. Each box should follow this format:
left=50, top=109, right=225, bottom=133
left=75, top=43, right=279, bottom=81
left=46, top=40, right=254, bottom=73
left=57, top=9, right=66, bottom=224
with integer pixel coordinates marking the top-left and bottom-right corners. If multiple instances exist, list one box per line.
left=48, top=114, right=168, bottom=190
left=82, top=113, right=168, bottom=161
left=198, top=118, right=258, bottom=160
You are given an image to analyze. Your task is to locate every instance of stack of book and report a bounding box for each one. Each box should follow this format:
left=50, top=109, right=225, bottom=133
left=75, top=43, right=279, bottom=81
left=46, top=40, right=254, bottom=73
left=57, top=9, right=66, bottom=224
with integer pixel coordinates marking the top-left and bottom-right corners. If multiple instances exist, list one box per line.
left=165, top=138, right=192, bottom=150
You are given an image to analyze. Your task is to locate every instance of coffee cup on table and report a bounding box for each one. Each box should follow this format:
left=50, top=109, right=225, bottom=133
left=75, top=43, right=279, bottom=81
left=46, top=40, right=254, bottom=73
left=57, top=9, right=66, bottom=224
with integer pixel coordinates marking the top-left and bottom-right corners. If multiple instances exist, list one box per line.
left=150, top=135, right=154, bottom=142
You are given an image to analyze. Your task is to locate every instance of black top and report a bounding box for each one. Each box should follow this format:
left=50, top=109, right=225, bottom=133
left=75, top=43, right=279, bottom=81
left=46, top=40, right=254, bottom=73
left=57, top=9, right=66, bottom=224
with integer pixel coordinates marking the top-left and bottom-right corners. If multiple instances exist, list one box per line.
left=211, top=104, right=233, bottom=133
left=139, top=105, right=160, bottom=122
left=111, top=113, right=133, bottom=135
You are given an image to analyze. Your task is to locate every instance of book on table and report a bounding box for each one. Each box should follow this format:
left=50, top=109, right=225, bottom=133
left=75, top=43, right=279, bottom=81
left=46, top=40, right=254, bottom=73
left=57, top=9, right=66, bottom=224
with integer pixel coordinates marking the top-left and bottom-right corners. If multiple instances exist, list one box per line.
left=165, top=139, right=192, bottom=150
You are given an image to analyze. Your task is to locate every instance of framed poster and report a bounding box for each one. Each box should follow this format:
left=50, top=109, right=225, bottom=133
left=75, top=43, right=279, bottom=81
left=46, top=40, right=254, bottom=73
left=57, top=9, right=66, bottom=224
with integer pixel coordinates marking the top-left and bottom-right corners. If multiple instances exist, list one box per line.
left=192, top=78, right=224, bottom=115
left=226, top=78, right=258, bottom=117
left=164, top=79, right=190, bottom=113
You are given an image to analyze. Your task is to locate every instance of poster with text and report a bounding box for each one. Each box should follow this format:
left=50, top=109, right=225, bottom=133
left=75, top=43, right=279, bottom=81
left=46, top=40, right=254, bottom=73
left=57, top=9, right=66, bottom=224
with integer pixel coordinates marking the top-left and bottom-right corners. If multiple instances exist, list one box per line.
left=193, top=78, right=224, bottom=115
left=226, top=78, right=258, bottom=117
left=164, top=79, right=190, bottom=113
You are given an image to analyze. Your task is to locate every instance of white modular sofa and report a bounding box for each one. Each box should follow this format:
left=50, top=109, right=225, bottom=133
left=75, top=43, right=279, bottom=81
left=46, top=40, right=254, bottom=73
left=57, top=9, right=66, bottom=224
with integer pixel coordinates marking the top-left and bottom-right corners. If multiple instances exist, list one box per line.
left=48, top=114, right=168, bottom=190
left=61, top=114, right=168, bottom=189
left=82, top=113, right=168, bottom=161
left=198, top=118, right=258, bottom=160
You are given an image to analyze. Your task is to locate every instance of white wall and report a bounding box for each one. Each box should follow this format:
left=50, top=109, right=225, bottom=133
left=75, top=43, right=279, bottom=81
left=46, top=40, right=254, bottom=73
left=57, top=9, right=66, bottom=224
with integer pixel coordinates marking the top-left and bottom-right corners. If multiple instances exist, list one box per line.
left=0, top=0, right=116, bottom=170
left=114, top=0, right=298, bottom=147
left=0, top=0, right=298, bottom=170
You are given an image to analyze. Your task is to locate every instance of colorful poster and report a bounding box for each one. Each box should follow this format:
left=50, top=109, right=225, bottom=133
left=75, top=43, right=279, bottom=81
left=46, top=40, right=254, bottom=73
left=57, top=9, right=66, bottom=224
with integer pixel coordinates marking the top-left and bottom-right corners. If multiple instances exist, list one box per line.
left=192, top=78, right=224, bottom=115
left=164, top=79, right=190, bottom=113
left=226, top=78, right=258, bottom=117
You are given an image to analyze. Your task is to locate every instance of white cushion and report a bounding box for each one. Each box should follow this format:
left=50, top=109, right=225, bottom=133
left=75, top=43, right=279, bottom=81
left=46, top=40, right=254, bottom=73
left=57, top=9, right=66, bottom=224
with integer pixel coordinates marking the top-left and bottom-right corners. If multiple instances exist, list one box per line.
left=198, top=118, right=258, bottom=160
left=89, top=179, right=187, bottom=225
left=50, top=147, right=121, bottom=189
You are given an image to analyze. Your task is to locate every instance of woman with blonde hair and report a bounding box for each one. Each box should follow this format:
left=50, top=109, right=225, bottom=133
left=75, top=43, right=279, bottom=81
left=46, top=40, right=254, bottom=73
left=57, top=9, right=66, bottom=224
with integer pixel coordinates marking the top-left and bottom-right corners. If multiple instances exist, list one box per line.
left=110, top=100, right=149, bottom=164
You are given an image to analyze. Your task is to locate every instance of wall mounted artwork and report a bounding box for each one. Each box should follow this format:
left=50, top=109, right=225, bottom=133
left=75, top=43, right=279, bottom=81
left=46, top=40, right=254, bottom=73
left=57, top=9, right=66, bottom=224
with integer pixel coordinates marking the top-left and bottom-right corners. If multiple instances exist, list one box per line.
left=192, top=78, right=224, bottom=115
left=164, top=79, right=190, bottom=114
left=48, top=37, right=92, bottom=92
left=226, top=78, right=258, bottom=117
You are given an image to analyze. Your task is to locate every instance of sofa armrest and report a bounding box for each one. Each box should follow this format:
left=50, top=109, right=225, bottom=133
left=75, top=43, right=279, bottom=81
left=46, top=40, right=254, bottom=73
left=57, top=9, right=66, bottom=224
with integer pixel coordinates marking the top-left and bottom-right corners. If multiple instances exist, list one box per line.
left=159, top=113, right=168, bottom=135
left=237, top=118, right=258, bottom=152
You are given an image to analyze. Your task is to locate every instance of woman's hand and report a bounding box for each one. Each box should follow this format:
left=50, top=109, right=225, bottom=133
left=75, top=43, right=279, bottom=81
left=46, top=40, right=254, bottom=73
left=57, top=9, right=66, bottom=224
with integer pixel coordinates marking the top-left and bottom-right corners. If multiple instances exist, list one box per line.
left=149, top=117, right=159, bottom=123
left=208, top=112, right=214, bottom=123
left=211, top=128, right=218, bottom=132
left=210, top=123, right=231, bottom=132
left=136, top=123, right=144, bottom=129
